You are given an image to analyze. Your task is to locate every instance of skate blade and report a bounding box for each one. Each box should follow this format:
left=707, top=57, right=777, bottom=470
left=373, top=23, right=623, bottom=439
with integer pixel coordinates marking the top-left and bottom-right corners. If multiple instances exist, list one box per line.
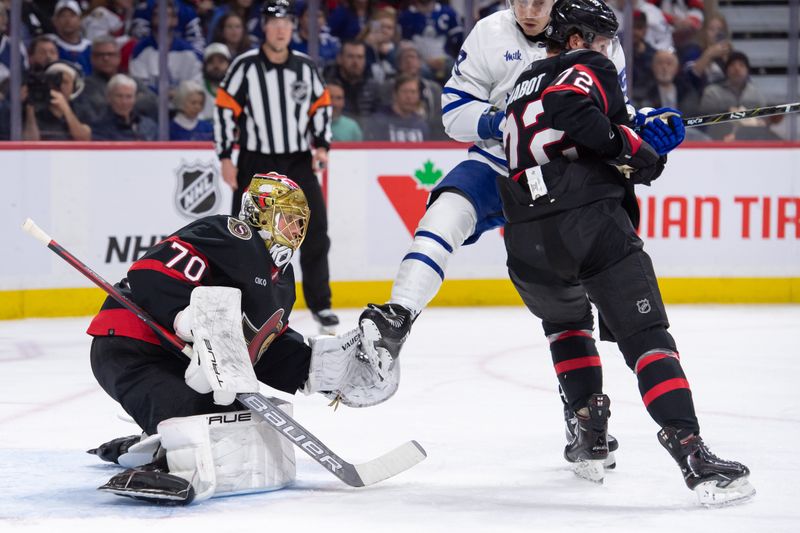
left=694, top=477, right=756, bottom=507
left=318, top=325, right=337, bottom=336
left=573, top=459, right=605, bottom=484
left=604, top=451, right=616, bottom=470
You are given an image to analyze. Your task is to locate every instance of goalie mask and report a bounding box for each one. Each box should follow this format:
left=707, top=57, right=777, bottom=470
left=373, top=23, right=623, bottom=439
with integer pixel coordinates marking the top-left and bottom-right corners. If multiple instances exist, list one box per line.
left=240, top=173, right=310, bottom=253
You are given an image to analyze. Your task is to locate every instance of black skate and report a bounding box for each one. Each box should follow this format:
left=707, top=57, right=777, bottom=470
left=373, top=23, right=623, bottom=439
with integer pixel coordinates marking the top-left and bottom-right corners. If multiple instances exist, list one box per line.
left=98, top=456, right=195, bottom=506
left=359, top=303, right=414, bottom=377
left=658, top=427, right=755, bottom=506
left=564, top=402, right=619, bottom=469
left=564, top=394, right=610, bottom=483
left=87, top=434, right=142, bottom=464
left=312, top=309, right=340, bottom=335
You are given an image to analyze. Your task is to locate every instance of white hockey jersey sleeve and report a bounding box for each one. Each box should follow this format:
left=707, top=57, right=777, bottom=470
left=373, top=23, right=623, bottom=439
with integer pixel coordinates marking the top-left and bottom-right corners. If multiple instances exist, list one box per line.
left=441, top=23, right=495, bottom=143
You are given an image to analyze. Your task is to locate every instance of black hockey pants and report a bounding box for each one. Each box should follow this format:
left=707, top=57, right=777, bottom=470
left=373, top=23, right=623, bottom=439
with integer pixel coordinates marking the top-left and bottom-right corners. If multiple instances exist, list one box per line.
left=231, top=150, right=332, bottom=313
left=505, top=198, right=699, bottom=433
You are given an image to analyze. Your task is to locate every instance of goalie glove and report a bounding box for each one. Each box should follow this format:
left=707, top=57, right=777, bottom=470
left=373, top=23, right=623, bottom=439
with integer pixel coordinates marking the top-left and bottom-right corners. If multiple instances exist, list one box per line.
left=183, top=287, right=259, bottom=406
left=634, top=107, right=685, bottom=155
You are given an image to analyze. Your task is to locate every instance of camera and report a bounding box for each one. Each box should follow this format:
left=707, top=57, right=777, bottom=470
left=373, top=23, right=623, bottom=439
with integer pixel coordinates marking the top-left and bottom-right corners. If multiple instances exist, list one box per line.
left=26, top=71, right=63, bottom=109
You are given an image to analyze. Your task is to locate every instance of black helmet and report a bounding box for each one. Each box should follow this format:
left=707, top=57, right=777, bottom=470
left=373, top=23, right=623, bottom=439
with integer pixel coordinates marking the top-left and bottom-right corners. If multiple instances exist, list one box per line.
left=261, top=0, right=294, bottom=19
left=545, top=0, right=618, bottom=44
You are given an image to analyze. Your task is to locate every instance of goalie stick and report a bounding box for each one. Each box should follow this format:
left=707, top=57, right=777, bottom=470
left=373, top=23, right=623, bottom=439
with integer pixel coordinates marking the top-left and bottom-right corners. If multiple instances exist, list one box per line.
left=21, top=218, right=426, bottom=488
left=682, top=102, right=800, bottom=128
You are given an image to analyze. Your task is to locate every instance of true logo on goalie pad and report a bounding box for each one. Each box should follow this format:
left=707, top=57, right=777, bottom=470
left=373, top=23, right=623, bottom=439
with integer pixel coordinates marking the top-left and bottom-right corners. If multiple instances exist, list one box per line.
left=174, top=160, right=221, bottom=218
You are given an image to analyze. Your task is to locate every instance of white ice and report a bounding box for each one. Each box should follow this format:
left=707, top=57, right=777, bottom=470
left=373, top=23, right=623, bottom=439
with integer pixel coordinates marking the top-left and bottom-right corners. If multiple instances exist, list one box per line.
left=0, top=306, right=797, bottom=532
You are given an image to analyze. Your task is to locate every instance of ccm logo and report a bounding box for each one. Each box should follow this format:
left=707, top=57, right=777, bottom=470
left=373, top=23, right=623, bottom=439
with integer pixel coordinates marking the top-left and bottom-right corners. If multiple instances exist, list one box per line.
left=240, top=395, right=344, bottom=473
left=254, top=277, right=268, bottom=286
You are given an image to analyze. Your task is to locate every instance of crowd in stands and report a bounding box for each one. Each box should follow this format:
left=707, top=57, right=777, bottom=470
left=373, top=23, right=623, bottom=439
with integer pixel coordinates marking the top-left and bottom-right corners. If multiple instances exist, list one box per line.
left=0, top=0, right=788, bottom=142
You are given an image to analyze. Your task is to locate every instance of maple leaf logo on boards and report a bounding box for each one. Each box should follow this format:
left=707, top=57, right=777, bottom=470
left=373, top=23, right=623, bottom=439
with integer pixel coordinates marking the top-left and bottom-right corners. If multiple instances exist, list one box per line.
left=378, top=160, right=444, bottom=235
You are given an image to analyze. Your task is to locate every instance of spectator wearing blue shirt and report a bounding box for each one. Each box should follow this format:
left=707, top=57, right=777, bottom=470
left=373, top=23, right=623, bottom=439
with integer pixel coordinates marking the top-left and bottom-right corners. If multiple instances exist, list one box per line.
left=170, top=80, right=213, bottom=141
left=328, top=0, right=373, bottom=42
left=291, top=2, right=340, bottom=67
left=132, top=0, right=206, bottom=54
left=206, top=0, right=263, bottom=46
left=211, top=12, right=257, bottom=59
left=91, top=74, right=158, bottom=141
left=398, top=0, right=463, bottom=84
left=49, top=0, right=92, bottom=76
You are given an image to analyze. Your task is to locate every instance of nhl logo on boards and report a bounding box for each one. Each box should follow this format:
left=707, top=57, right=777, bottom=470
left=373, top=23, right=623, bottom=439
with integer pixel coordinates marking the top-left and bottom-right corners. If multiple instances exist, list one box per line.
left=636, top=299, right=652, bottom=314
left=174, top=160, right=221, bottom=218
left=290, top=80, right=309, bottom=103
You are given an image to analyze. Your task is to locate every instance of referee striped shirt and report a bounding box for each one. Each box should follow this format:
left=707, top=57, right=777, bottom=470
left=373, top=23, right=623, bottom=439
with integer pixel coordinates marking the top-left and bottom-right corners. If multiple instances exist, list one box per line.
left=214, top=48, right=331, bottom=159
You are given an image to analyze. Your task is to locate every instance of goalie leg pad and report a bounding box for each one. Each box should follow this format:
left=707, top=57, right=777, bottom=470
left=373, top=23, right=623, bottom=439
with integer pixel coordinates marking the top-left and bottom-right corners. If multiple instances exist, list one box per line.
left=158, top=400, right=296, bottom=500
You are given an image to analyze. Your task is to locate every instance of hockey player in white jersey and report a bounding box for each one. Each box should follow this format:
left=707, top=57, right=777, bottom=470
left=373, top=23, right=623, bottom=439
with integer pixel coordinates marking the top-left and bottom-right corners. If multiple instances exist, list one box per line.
left=359, top=0, right=684, bottom=464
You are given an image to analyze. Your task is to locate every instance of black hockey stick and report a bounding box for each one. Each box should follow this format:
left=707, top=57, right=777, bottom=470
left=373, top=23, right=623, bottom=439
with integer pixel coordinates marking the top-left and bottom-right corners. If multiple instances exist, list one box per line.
left=682, top=102, right=800, bottom=128
left=21, top=218, right=426, bottom=488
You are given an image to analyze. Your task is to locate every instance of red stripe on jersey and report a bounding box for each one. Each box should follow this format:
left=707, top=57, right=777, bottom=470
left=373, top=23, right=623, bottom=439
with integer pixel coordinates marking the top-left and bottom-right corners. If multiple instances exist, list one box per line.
left=642, top=378, right=691, bottom=407
left=635, top=351, right=678, bottom=374
left=550, top=330, right=593, bottom=344
left=542, top=84, right=589, bottom=98
left=554, top=355, right=602, bottom=374
left=129, top=259, right=202, bottom=286
left=86, top=308, right=161, bottom=345
left=573, top=64, right=608, bottom=114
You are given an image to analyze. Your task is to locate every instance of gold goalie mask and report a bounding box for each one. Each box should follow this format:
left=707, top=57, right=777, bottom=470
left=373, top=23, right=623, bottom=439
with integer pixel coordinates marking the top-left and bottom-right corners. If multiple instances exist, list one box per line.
left=240, top=173, right=310, bottom=251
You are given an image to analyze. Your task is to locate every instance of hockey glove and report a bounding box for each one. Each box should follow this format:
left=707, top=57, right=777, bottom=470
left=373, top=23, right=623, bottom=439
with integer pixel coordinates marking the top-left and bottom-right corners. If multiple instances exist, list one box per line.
left=477, top=108, right=506, bottom=141
left=634, top=107, right=685, bottom=155
left=606, top=124, right=664, bottom=185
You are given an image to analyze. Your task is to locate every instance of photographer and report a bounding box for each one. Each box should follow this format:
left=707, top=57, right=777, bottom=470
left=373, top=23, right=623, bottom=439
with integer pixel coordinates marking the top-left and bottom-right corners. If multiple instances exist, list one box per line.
left=23, top=61, right=91, bottom=141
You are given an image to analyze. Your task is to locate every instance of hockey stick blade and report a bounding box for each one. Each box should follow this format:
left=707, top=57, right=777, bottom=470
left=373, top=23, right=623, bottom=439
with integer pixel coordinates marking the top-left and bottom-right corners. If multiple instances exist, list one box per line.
left=237, top=392, right=426, bottom=487
left=21, top=218, right=427, bottom=488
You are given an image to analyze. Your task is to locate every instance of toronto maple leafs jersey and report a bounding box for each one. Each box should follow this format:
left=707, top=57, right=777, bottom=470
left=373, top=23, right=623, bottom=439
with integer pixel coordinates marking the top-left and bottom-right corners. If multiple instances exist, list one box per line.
left=87, top=215, right=297, bottom=366
left=442, top=9, right=628, bottom=175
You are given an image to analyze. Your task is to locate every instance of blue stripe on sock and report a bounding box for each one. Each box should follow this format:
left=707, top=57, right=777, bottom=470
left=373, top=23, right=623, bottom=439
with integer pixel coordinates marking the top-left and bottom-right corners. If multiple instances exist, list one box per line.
left=414, top=230, right=453, bottom=253
left=402, top=252, right=445, bottom=280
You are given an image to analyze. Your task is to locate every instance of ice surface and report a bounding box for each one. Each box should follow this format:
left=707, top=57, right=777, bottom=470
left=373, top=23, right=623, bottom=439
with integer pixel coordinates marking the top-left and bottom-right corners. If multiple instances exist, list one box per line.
left=1, top=306, right=797, bottom=532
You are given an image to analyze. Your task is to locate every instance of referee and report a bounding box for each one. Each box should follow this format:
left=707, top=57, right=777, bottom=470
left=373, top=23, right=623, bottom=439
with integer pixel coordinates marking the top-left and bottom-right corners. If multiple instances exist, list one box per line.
left=214, top=0, right=338, bottom=333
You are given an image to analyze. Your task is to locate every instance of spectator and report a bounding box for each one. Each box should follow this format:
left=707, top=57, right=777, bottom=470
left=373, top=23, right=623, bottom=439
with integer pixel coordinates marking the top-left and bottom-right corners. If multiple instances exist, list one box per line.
left=383, top=43, right=444, bottom=139
left=91, top=73, right=158, bottom=140
left=50, top=0, right=93, bottom=76
left=23, top=60, right=91, bottom=141
left=206, top=0, right=262, bottom=45
left=328, top=0, right=374, bottom=42
left=28, top=36, right=60, bottom=73
left=290, top=2, right=340, bottom=67
left=12, top=0, right=54, bottom=42
left=328, top=80, right=362, bottom=141
left=642, top=49, right=700, bottom=116
left=681, top=12, right=731, bottom=92
left=199, top=42, right=230, bottom=121
left=398, top=0, right=463, bottom=83
left=364, top=73, right=430, bottom=141
left=169, top=79, right=213, bottom=140
left=78, top=35, right=158, bottom=124
left=658, top=0, right=704, bottom=49
left=211, top=12, right=255, bottom=59
left=359, top=6, right=398, bottom=84
left=699, top=51, right=769, bottom=140
left=324, top=40, right=381, bottom=118
left=131, top=0, right=206, bottom=54
left=609, top=0, right=673, bottom=51
left=82, top=0, right=130, bottom=41
left=129, top=0, right=203, bottom=96
left=1, top=3, right=29, bottom=87
left=630, top=10, right=656, bottom=107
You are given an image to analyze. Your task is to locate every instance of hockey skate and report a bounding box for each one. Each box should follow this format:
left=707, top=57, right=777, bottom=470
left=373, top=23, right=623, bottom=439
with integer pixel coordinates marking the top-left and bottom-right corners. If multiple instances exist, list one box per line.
left=359, top=303, right=414, bottom=377
left=312, top=309, right=339, bottom=335
left=658, top=427, right=755, bottom=506
left=98, top=456, right=195, bottom=506
left=564, top=402, right=619, bottom=469
left=564, top=394, right=611, bottom=483
left=87, top=434, right=142, bottom=464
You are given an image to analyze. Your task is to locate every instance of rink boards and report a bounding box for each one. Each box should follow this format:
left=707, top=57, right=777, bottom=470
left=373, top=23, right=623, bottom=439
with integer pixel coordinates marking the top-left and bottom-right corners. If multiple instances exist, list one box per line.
left=1, top=141, right=798, bottom=319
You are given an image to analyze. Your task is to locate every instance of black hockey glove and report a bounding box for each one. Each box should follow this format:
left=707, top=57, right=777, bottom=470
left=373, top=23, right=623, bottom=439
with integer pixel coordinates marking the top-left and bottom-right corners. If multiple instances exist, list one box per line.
left=606, top=124, right=663, bottom=185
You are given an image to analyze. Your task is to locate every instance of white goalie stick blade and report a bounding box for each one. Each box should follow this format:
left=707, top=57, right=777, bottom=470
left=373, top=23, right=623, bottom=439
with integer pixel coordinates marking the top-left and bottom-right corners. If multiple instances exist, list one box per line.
left=237, top=392, right=426, bottom=487
left=572, top=460, right=605, bottom=484
left=693, top=477, right=756, bottom=507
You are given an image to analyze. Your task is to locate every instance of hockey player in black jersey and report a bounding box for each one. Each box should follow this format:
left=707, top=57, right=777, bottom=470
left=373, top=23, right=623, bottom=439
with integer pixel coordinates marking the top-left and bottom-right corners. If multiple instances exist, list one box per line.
left=499, top=0, right=754, bottom=505
left=86, top=173, right=397, bottom=504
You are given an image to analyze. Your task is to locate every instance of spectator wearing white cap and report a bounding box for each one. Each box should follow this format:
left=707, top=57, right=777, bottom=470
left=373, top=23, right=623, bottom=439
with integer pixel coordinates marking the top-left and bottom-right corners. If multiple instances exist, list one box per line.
left=199, top=42, right=230, bottom=121
left=49, top=0, right=93, bottom=76
left=23, top=60, right=91, bottom=141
